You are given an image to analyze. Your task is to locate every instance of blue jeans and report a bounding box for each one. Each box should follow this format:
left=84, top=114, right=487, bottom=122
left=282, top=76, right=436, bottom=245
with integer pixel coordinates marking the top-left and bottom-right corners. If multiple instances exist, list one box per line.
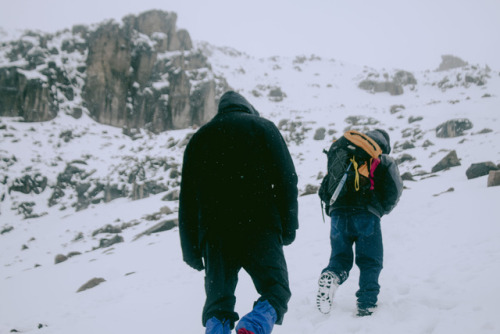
left=323, top=209, right=383, bottom=309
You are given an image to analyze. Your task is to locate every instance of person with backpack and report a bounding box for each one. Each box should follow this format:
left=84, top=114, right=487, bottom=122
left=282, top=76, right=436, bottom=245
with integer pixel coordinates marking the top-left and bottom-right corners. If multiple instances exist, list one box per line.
left=179, top=91, right=299, bottom=334
left=316, top=129, right=403, bottom=317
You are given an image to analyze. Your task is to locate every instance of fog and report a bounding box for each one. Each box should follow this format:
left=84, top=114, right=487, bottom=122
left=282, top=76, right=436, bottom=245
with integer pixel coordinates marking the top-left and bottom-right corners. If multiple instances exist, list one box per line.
left=1, top=0, right=499, bottom=70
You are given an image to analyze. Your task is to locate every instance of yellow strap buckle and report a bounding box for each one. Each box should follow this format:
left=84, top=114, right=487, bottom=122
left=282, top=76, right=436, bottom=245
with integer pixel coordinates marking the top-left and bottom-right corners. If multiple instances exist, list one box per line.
left=350, top=156, right=360, bottom=191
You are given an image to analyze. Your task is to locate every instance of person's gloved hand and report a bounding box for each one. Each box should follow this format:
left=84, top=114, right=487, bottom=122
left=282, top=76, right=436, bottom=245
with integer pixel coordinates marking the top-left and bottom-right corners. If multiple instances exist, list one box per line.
left=185, top=255, right=204, bottom=271
left=282, top=229, right=296, bottom=246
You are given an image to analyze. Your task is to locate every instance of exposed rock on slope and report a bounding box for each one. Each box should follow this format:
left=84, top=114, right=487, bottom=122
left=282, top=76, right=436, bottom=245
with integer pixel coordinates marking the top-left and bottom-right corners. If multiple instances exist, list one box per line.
left=437, top=55, right=468, bottom=71
left=0, top=10, right=229, bottom=132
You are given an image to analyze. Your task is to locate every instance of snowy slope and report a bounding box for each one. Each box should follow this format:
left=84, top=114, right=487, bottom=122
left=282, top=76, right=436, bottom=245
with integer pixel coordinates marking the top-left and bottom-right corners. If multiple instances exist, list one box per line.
left=1, top=42, right=500, bottom=334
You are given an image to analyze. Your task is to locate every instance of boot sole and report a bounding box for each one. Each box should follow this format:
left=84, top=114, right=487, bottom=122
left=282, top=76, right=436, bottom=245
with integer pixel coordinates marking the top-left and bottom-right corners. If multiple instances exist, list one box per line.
left=316, top=272, right=338, bottom=314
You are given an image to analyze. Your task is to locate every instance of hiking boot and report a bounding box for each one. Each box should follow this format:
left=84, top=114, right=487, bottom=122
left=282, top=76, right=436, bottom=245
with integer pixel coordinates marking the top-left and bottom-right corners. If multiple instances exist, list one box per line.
left=316, top=271, right=340, bottom=314
left=356, top=305, right=377, bottom=317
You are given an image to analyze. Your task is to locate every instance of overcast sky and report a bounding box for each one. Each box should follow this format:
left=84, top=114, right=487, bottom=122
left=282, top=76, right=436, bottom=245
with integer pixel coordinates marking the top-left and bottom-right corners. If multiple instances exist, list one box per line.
left=1, top=0, right=499, bottom=70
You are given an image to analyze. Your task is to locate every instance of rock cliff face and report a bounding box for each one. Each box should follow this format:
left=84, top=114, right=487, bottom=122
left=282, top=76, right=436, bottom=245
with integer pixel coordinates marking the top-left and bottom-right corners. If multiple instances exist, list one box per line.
left=0, top=10, right=228, bottom=131
left=0, top=32, right=60, bottom=122
left=84, top=22, right=132, bottom=128
left=0, top=67, right=57, bottom=121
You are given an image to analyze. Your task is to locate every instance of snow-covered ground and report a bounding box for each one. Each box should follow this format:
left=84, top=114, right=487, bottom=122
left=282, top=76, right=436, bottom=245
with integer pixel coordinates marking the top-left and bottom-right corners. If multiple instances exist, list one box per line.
left=1, top=41, right=500, bottom=334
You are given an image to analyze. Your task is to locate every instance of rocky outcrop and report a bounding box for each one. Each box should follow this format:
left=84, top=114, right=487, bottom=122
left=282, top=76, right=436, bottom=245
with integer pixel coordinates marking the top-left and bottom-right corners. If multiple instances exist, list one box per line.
left=8, top=173, right=47, bottom=194
left=358, top=79, right=403, bottom=96
left=55, top=254, right=68, bottom=264
left=0, top=10, right=227, bottom=132
left=77, top=278, right=106, bottom=293
left=40, top=151, right=181, bottom=212
left=125, top=11, right=192, bottom=52
left=0, top=32, right=80, bottom=122
left=466, top=162, right=499, bottom=179
left=394, top=70, right=417, bottom=86
left=84, top=22, right=132, bottom=129
left=97, top=235, right=124, bottom=249
left=487, top=170, right=500, bottom=187
left=437, top=55, right=468, bottom=71
left=133, top=218, right=179, bottom=240
left=83, top=10, right=224, bottom=133
left=432, top=150, right=461, bottom=173
left=0, top=67, right=57, bottom=121
left=358, top=70, right=416, bottom=96
left=436, top=119, right=473, bottom=138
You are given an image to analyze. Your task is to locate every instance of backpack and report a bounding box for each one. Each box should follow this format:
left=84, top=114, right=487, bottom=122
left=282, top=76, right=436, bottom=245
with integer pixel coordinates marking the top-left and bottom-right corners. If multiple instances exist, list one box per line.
left=318, top=130, right=383, bottom=216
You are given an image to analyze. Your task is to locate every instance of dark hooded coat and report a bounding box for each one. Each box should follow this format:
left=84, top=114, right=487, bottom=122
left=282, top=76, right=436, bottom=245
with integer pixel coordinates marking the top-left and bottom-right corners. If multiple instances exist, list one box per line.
left=178, top=91, right=299, bottom=268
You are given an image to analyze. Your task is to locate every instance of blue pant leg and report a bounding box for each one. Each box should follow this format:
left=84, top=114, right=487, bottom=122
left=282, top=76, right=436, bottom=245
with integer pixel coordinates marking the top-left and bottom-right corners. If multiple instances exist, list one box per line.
left=206, top=317, right=232, bottom=334
left=236, top=300, right=277, bottom=334
left=353, top=212, right=383, bottom=308
left=324, top=213, right=353, bottom=283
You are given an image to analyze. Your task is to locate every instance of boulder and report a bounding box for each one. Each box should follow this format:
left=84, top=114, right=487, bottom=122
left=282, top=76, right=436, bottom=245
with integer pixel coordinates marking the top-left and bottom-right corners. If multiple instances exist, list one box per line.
left=437, top=55, right=468, bottom=71
left=300, top=184, right=319, bottom=196
left=314, top=127, right=326, bottom=140
left=55, top=254, right=68, bottom=264
left=393, top=71, right=417, bottom=85
left=97, top=235, right=124, bottom=249
left=396, top=154, right=415, bottom=165
left=160, top=206, right=173, bottom=215
left=131, top=181, right=169, bottom=200
left=401, top=172, right=415, bottom=181
left=162, top=189, right=180, bottom=201
left=67, top=251, right=82, bottom=258
left=408, top=116, right=423, bottom=124
left=431, top=150, right=461, bottom=173
left=133, top=218, right=179, bottom=240
left=77, top=277, right=106, bottom=293
left=466, top=162, right=499, bottom=179
left=92, top=224, right=122, bottom=236
left=390, top=105, right=405, bottom=114
left=358, top=80, right=403, bottom=96
left=436, top=119, right=473, bottom=138
left=487, top=170, right=500, bottom=187
left=1, top=226, right=14, bottom=235
left=422, top=140, right=435, bottom=148
left=268, top=87, right=287, bottom=102
left=395, top=141, right=415, bottom=151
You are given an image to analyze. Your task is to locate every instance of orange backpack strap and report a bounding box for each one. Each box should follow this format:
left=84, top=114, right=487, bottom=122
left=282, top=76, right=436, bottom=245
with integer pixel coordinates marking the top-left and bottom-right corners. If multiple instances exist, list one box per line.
left=344, top=130, right=383, bottom=191
left=344, top=130, right=382, bottom=158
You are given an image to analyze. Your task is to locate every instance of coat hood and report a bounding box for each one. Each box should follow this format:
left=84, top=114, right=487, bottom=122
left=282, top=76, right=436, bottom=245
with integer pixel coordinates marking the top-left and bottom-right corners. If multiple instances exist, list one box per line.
left=217, top=91, right=260, bottom=116
left=366, top=129, right=391, bottom=154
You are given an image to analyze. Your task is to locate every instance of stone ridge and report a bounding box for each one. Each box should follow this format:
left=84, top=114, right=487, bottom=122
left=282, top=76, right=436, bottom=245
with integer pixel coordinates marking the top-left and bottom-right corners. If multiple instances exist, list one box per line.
left=0, top=10, right=229, bottom=132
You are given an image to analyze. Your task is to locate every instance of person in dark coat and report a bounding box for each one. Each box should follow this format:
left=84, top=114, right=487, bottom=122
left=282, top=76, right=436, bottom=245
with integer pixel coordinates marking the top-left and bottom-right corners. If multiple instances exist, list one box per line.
left=179, top=91, right=299, bottom=334
left=316, top=129, right=403, bottom=317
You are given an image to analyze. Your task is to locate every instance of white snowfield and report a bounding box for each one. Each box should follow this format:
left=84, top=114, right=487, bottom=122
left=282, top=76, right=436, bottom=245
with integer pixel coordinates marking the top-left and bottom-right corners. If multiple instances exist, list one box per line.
left=1, top=44, right=500, bottom=334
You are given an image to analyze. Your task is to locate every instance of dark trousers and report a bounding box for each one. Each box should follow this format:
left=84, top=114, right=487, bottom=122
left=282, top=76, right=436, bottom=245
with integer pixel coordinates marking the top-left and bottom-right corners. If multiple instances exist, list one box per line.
left=201, top=231, right=291, bottom=327
left=323, top=209, right=383, bottom=309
